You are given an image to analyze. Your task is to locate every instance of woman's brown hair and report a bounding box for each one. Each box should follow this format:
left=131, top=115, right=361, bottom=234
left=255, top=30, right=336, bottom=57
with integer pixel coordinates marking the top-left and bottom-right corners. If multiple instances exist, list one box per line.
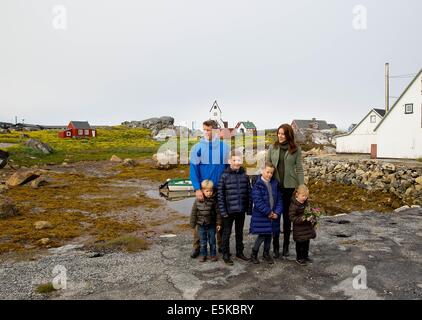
left=273, top=123, right=298, bottom=154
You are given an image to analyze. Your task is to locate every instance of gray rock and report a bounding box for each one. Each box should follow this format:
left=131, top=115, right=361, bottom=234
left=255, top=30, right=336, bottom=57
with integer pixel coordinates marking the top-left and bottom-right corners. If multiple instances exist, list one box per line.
left=24, top=139, right=53, bottom=154
left=122, top=117, right=175, bottom=136
left=0, top=196, right=19, bottom=219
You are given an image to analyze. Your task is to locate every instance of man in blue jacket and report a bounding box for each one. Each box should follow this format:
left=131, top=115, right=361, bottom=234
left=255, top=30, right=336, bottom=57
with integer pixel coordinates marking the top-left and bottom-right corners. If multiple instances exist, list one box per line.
left=189, top=120, right=230, bottom=258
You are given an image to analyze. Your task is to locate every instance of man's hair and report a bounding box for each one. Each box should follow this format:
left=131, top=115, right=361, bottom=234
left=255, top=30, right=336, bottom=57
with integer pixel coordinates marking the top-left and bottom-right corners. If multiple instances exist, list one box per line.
left=203, top=120, right=218, bottom=129
left=296, top=184, right=309, bottom=195
left=264, top=162, right=275, bottom=170
left=201, top=179, right=214, bottom=189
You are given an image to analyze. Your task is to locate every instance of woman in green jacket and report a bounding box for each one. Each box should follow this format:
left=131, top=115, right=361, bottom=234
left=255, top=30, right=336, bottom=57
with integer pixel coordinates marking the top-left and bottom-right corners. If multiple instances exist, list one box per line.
left=266, top=124, right=304, bottom=258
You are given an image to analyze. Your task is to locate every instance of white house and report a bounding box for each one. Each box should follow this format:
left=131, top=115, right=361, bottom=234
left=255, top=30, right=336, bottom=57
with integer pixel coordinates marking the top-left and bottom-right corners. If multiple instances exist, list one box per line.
left=335, top=108, right=386, bottom=154
left=374, top=69, right=422, bottom=159
left=209, top=100, right=226, bottom=128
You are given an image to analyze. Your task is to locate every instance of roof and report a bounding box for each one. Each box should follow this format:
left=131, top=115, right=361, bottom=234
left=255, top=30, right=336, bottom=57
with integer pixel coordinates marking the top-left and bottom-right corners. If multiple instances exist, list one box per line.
left=237, top=121, right=257, bottom=129
left=328, top=123, right=337, bottom=129
left=335, top=108, right=385, bottom=138
left=69, top=121, right=92, bottom=129
left=292, top=119, right=330, bottom=130
left=374, top=68, right=422, bottom=131
left=209, top=100, right=222, bottom=113
left=373, top=108, right=386, bottom=117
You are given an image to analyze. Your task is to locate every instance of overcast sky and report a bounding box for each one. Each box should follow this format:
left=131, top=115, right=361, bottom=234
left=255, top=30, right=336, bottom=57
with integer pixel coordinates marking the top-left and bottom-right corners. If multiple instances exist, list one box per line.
left=0, top=0, right=421, bottom=130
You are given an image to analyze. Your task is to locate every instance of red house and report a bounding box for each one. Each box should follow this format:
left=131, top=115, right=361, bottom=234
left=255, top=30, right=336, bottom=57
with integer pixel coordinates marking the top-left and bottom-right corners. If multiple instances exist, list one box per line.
left=58, top=121, right=96, bottom=138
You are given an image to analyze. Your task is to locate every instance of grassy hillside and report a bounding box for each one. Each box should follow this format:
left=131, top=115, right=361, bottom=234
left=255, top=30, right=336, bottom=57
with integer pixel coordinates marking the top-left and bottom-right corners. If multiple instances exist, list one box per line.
left=0, top=126, right=162, bottom=166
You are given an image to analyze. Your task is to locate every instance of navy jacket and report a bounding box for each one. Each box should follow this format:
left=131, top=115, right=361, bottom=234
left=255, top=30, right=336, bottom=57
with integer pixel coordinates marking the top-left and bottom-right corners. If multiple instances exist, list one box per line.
left=250, top=176, right=283, bottom=235
left=217, top=166, right=252, bottom=217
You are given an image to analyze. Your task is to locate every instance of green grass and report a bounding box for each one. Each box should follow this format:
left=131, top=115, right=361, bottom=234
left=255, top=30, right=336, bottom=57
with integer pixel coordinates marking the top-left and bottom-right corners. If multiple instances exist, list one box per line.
left=417, top=158, right=422, bottom=163
left=35, top=283, right=57, bottom=294
left=0, top=126, right=162, bottom=166
left=94, top=235, right=150, bottom=253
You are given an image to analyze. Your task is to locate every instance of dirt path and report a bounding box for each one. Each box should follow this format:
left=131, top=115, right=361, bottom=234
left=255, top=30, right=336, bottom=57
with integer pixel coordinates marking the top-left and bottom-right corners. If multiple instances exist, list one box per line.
left=0, top=208, right=421, bottom=300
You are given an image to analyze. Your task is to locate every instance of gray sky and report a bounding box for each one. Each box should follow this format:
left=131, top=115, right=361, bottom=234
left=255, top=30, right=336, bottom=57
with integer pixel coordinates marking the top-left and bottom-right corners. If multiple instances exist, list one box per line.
left=1, top=0, right=421, bottom=130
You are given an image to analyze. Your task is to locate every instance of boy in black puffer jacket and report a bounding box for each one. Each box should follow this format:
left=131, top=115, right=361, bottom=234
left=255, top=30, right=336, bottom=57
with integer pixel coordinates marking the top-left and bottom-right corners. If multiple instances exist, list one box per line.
left=218, top=151, right=252, bottom=265
left=190, top=180, right=222, bottom=262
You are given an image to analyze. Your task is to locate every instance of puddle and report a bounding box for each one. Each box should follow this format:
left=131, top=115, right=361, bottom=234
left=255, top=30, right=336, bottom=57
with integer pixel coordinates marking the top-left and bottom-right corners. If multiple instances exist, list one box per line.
left=145, top=189, right=195, bottom=215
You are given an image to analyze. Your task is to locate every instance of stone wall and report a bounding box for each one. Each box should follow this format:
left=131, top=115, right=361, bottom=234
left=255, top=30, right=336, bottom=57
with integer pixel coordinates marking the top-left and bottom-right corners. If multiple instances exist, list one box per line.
left=304, top=157, right=422, bottom=206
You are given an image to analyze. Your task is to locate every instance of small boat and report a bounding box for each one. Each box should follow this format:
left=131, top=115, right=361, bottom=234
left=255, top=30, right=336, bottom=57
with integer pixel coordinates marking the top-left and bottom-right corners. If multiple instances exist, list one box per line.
left=159, top=178, right=194, bottom=192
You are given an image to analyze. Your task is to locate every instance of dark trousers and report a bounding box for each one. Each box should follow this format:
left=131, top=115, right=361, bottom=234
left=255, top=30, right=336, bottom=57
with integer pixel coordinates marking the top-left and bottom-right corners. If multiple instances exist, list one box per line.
left=193, top=225, right=222, bottom=252
left=281, top=188, right=295, bottom=249
left=295, top=240, right=310, bottom=260
left=273, top=234, right=280, bottom=253
left=252, top=234, right=272, bottom=255
left=222, top=213, right=245, bottom=256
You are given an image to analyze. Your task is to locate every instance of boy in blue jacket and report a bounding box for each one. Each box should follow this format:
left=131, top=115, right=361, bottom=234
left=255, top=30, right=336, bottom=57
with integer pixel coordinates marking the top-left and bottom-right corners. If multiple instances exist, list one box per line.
left=250, top=162, right=283, bottom=264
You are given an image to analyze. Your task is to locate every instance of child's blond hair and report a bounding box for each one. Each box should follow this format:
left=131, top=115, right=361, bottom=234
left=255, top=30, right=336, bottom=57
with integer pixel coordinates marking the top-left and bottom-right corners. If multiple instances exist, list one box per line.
left=201, top=179, right=214, bottom=190
left=296, top=184, right=309, bottom=196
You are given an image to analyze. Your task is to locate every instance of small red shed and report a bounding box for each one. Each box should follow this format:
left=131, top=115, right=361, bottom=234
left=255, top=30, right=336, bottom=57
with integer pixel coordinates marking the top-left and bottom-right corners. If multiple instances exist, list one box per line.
left=58, top=121, right=96, bottom=138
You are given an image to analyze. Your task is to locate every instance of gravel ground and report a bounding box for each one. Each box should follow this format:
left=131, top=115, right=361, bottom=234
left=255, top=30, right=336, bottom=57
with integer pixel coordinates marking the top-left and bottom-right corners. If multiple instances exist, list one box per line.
left=0, top=208, right=421, bottom=300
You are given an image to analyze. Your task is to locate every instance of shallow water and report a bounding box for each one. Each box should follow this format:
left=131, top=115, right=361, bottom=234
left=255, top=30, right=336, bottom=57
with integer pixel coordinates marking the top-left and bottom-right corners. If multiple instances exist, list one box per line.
left=145, top=189, right=195, bottom=215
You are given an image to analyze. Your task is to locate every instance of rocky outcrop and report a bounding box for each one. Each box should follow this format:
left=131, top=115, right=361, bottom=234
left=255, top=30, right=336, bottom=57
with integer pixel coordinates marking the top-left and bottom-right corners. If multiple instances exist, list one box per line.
left=34, top=221, right=53, bottom=230
left=24, top=139, right=53, bottom=154
left=122, top=117, right=175, bottom=136
left=152, top=150, right=178, bottom=170
left=6, top=170, right=40, bottom=187
left=304, top=158, right=422, bottom=206
left=0, top=196, right=19, bottom=219
left=110, top=155, right=122, bottom=163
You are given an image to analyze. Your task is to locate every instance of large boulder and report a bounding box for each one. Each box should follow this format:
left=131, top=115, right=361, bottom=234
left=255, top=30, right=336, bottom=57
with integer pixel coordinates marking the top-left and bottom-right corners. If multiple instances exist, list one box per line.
left=0, top=196, right=19, bottom=219
left=152, top=150, right=178, bottom=170
left=122, top=116, right=175, bottom=136
left=24, top=139, right=53, bottom=154
left=6, top=170, right=40, bottom=187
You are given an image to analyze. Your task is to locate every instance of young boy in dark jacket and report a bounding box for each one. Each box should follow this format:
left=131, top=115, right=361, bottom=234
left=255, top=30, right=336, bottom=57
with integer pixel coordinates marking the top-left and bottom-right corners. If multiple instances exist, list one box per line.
left=289, top=185, right=316, bottom=266
left=218, top=151, right=252, bottom=265
left=250, top=162, right=283, bottom=264
left=190, top=180, right=222, bottom=262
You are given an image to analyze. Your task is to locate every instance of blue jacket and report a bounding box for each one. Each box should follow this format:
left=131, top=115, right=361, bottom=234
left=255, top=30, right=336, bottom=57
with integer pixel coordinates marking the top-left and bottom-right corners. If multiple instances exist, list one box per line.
left=250, top=176, right=283, bottom=235
left=217, top=166, right=252, bottom=217
left=189, top=138, right=230, bottom=191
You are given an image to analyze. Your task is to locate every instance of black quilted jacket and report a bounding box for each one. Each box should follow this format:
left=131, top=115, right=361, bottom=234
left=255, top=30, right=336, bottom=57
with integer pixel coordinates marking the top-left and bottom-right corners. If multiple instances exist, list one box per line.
left=217, top=166, right=252, bottom=216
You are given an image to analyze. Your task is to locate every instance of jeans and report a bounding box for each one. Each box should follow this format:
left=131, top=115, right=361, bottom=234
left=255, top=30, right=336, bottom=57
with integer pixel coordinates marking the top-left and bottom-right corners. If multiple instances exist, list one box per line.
left=222, top=213, right=245, bottom=256
left=198, top=224, right=217, bottom=257
left=193, top=225, right=222, bottom=252
left=252, top=234, right=272, bottom=254
left=281, top=188, right=295, bottom=248
left=295, top=240, right=310, bottom=260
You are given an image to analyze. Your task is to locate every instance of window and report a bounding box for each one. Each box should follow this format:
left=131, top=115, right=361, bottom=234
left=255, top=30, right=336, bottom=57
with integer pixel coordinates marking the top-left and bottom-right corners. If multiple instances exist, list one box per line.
left=213, top=112, right=217, bottom=116
left=84, top=129, right=89, bottom=135
left=78, top=129, right=83, bottom=135
left=66, top=131, right=71, bottom=137
left=370, top=115, right=376, bottom=123
left=405, top=104, right=413, bottom=114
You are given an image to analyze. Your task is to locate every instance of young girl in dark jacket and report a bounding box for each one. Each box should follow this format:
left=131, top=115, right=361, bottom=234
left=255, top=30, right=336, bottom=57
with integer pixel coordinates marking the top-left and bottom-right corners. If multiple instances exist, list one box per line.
left=249, top=162, right=283, bottom=264
left=289, top=185, right=316, bottom=266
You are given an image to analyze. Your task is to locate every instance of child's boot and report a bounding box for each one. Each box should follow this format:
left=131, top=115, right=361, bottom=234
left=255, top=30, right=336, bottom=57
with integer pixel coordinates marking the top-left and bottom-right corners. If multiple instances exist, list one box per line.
left=263, top=251, right=274, bottom=264
left=250, top=250, right=259, bottom=264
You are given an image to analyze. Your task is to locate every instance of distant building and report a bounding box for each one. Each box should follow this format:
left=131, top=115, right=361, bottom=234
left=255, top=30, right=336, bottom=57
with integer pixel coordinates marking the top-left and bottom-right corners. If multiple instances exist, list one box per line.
left=291, top=118, right=332, bottom=131
left=335, top=108, right=385, bottom=154
left=235, top=121, right=257, bottom=135
left=58, top=121, right=96, bottom=138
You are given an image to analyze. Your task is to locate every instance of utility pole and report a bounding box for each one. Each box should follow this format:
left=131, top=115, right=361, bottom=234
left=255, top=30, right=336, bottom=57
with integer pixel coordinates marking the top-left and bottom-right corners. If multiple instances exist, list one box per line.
left=385, top=63, right=390, bottom=113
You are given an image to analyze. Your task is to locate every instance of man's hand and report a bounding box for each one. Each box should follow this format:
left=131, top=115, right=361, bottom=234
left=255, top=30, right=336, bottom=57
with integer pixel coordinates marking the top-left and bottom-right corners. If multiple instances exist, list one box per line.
left=216, top=225, right=221, bottom=232
left=195, top=190, right=204, bottom=202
